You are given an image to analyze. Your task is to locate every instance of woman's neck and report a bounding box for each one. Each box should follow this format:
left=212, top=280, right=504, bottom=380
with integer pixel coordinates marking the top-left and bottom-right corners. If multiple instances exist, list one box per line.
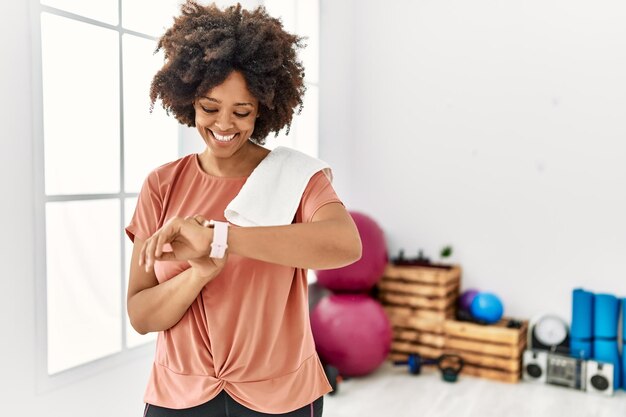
left=198, top=142, right=270, bottom=177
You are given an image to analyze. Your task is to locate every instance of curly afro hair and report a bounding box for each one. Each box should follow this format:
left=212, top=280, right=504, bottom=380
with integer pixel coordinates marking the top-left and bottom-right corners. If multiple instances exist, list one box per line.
left=149, top=1, right=306, bottom=144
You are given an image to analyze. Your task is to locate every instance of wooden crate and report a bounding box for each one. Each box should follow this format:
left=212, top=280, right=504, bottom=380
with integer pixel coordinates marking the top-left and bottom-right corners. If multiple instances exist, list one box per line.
left=389, top=318, right=528, bottom=383
left=379, top=263, right=460, bottom=363
left=378, top=263, right=461, bottom=322
left=383, top=263, right=462, bottom=286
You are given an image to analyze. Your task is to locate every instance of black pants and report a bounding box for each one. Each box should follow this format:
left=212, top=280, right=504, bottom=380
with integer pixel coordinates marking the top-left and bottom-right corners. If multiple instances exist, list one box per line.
left=144, top=391, right=323, bottom=417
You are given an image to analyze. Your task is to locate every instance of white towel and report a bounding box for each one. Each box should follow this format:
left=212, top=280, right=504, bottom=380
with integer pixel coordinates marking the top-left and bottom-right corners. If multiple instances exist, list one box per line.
left=224, top=146, right=333, bottom=226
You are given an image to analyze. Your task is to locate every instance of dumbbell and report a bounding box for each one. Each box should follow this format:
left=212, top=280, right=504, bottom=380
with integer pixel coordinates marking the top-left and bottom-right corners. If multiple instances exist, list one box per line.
left=394, top=353, right=464, bottom=382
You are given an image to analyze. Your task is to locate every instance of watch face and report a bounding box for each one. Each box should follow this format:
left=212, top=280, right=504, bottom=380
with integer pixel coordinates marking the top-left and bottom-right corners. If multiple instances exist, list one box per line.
left=534, top=316, right=568, bottom=346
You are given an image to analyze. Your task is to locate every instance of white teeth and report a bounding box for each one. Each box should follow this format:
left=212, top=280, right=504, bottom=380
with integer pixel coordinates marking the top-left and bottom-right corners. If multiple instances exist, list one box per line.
left=211, top=130, right=236, bottom=142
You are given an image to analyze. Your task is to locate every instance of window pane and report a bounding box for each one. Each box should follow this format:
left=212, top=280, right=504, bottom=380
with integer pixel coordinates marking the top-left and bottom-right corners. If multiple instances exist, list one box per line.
left=41, top=13, right=120, bottom=195
left=41, top=0, right=118, bottom=25
left=124, top=197, right=157, bottom=347
left=264, top=88, right=317, bottom=154
left=122, top=0, right=181, bottom=37
left=46, top=199, right=122, bottom=374
left=264, top=0, right=317, bottom=83
left=296, top=0, right=318, bottom=84
left=123, top=34, right=178, bottom=193
left=263, top=0, right=296, bottom=33
left=294, top=85, right=318, bottom=157
left=263, top=86, right=318, bottom=154
left=264, top=124, right=295, bottom=151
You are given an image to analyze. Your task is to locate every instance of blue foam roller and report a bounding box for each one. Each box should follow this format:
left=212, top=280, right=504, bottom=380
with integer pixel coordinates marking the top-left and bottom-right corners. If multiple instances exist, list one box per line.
left=571, top=288, right=594, bottom=339
left=623, top=344, right=626, bottom=390
left=622, top=298, right=626, bottom=390
left=569, top=338, right=592, bottom=359
left=593, top=339, right=621, bottom=390
left=594, top=294, right=619, bottom=339
left=622, top=298, right=625, bottom=341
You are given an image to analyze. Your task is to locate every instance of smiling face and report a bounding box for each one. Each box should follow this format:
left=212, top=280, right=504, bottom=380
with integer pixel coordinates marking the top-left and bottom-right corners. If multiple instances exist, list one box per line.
left=193, top=71, right=259, bottom=158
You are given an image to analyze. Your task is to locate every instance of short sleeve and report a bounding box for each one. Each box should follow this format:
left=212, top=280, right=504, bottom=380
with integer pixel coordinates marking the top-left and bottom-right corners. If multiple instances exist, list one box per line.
left=298, top=170, right=344, bottom=223
left=125, top=171, right=163, bottom=243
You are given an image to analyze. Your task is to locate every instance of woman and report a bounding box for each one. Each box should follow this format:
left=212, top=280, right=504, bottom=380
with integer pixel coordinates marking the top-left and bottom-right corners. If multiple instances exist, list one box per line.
left=125, top=2, right=362, bottom=416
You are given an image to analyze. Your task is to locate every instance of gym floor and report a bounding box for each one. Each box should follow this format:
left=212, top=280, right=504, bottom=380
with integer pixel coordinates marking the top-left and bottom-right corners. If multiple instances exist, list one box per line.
left=324, top=362, right=625, bottom=417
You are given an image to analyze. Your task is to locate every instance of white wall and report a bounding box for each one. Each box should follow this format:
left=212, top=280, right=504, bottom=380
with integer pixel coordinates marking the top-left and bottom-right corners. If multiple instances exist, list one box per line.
left=2, top=2, right=152, bottom=415
left=319, top=0, right=626, bottom=320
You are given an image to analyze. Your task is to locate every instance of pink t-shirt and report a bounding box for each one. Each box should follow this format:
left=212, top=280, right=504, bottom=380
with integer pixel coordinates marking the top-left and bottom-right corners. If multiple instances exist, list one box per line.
left=125, top=153, right=340, bottom=413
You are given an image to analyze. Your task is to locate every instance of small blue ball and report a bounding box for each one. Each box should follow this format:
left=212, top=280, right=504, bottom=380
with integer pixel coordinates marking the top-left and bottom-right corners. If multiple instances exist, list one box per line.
left=470, top=292, right=504, bottom=324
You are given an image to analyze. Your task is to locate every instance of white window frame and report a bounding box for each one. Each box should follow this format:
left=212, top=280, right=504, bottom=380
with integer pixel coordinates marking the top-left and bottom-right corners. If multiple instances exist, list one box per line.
left=31, top=0, right=168, bottom=393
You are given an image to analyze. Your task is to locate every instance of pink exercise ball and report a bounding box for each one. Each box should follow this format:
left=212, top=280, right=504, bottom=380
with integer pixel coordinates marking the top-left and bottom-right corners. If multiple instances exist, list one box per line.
left=316, top=211, right=387, bottom=292
left=311, top=294, right=392, bottom=377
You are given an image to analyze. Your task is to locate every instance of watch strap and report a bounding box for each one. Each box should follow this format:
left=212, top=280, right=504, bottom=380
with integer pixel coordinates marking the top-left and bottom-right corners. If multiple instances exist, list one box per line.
left=208, top=220, right=229, bottom=258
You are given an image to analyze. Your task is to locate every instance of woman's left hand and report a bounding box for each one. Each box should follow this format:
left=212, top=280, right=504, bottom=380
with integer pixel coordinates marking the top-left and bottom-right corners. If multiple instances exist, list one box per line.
left=140, top=215, right=214, bottom=271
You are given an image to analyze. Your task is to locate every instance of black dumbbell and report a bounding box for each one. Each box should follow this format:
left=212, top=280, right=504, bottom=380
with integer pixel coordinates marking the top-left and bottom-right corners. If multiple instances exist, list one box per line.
left=395, top=353, right=464, bottom=382
left=394, top=353, right=438, bottom=375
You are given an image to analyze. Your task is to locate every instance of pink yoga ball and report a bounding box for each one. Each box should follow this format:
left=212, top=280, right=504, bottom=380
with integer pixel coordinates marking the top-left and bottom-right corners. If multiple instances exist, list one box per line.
left=316, top=211, right=387, bottom=292
left=311, top=294, right=392, bottom=377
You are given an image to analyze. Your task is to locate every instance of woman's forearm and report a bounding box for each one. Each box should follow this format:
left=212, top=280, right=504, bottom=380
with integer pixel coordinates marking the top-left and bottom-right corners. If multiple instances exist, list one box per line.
left=127, top=267, right=210, bottom=335
left=227, top=219, right=362, bottom=270
left=141, top=205, right=362, bottom=272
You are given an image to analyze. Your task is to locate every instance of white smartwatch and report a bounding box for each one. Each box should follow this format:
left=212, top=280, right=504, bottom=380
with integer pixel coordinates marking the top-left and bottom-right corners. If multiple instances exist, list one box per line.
left=208, top=220, right=229, bottom=258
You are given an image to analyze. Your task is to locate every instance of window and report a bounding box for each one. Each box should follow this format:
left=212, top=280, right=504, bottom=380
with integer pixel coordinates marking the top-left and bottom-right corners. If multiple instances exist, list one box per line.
left=262, top=0, right=320, bottom=157
left=35, top=0, right=181, bottom=376
left=34, top=0, right=320, bottom=381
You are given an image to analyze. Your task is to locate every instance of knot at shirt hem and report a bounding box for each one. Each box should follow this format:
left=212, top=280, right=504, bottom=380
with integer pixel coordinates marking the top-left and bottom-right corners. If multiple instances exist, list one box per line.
left=144, top=354, right=333, bottom=413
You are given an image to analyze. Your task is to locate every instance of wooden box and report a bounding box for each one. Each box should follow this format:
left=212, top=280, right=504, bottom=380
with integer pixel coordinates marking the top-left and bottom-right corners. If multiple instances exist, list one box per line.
left=378, top=263, right=461, bottom=321
left=388, top=319, right=528, bottom=383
